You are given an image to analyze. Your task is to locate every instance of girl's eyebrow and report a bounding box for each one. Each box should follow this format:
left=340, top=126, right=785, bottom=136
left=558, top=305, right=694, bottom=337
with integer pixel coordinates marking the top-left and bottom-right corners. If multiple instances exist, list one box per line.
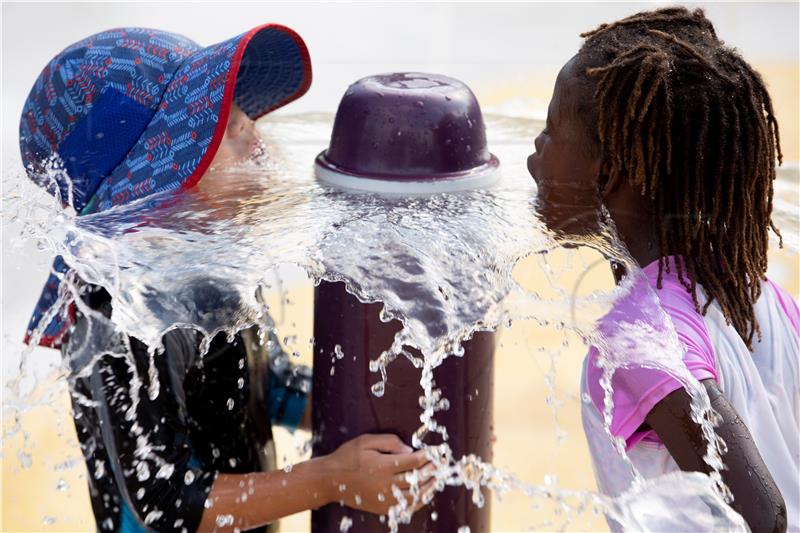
left=545, top=98, right=557, bottom=127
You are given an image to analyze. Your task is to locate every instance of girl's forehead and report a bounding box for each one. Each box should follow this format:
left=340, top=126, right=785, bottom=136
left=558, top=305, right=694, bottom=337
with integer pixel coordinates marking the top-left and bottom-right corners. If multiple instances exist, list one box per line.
left=552, top=62, right=587, bottom=121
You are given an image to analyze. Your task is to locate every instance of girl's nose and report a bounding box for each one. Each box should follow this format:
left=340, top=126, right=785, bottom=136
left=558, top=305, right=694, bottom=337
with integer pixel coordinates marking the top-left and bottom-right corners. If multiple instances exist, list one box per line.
left=237, top=117, right=250, bottom=136
left=533, top=132, right=544, bottom=154
left=230, top=113, right=254, bottom=139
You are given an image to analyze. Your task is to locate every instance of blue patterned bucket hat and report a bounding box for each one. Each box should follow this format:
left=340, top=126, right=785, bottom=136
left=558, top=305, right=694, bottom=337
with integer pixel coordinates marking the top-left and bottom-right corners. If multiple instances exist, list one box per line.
left=20, top=25, right=312, bottom=347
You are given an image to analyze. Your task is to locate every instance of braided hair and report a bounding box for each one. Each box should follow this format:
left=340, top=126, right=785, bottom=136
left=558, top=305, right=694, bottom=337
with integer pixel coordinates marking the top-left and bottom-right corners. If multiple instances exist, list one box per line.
left=575, top=7, right=782, bottom=349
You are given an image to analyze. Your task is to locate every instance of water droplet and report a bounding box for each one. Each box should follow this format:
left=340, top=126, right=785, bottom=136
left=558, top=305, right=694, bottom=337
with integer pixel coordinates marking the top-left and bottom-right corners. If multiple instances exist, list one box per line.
left=56, top=478, right=69, bottom=491
left=18, top=451, right=32, bottom=469
left=94, top=460, right=106, bottom=479
left=135, top=461, right=151, bottom=482
left=144, top=510, right=163, bottom=525
left=156, top=463, right=174, bottom=479
left=215, top=514, right=234, bottom=527
left=42, top=516, right=56, bottom=526
left=334, top=344, right=345, bottom=359
left=339, top=516, right=353, bottom=532
left=54, top=457, right=80, bottom=471
left=371, top=381, right=385, bottom=397
left=184, top=470, right=195, bottom=485
left=226, top=398, right=235, bottom=410
left=415, top=101, right=424, bottom=108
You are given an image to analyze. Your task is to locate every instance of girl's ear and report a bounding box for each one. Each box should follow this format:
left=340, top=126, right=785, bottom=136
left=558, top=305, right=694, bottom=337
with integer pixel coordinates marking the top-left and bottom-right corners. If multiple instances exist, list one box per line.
left=597, top=158, right=623, bottom=200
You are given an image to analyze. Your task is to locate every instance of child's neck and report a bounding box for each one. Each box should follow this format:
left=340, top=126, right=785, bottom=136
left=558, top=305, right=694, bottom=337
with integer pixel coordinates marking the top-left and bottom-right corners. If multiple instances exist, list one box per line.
left=604, top=181, right=660, bottom=271
left=608, top=205, right=661, bottom=273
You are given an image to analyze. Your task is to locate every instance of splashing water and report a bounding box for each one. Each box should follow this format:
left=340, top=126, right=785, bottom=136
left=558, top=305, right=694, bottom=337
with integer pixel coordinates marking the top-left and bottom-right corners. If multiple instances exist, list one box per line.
left=5, top=112, right=797, bottom=530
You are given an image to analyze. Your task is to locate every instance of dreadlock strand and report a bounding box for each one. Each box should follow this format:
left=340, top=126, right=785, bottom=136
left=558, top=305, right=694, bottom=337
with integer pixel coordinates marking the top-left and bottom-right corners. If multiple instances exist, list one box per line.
left=576, top=6, right=780, bottom=350
left=694, top=90, right=711, bottom=238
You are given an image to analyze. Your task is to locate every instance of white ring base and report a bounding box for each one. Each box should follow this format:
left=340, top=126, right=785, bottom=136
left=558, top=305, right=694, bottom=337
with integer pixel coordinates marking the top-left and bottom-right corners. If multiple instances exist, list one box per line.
left=314, top=163, right=500, bottom=194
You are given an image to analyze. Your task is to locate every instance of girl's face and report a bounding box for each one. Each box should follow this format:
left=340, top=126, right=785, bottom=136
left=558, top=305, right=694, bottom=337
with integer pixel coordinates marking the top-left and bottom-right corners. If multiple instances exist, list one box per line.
left=209, top=102, right=261, bottom=169
left=527, top=58, right=604, bottom=236
left=195, top=102, right=264, bottom=199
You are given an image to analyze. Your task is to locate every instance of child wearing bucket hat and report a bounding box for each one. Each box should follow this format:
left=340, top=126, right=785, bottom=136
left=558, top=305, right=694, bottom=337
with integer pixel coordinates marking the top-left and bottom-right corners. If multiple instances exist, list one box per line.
left=20, top=26, right=433, bottom=532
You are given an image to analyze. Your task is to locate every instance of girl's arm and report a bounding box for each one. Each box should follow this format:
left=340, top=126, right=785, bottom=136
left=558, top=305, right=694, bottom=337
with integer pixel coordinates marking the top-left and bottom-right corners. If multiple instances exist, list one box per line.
left=646, top=379, right=787, bottom=533
left=198, top=434, right=434, bottom=532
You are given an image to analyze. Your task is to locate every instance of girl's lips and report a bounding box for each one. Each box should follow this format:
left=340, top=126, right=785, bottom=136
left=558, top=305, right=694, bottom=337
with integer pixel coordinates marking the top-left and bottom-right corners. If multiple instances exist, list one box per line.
left=527, top=153, right=540, bottom=184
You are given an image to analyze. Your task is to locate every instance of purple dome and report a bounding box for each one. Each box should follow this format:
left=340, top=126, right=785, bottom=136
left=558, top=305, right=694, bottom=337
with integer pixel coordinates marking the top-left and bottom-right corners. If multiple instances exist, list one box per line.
left=316, top=73, right=498, bottom=188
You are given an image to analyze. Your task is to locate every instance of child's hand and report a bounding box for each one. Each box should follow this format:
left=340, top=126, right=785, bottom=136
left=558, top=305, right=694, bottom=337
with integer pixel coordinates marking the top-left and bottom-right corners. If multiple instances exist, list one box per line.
left=322, top=434, right=436, bottom=515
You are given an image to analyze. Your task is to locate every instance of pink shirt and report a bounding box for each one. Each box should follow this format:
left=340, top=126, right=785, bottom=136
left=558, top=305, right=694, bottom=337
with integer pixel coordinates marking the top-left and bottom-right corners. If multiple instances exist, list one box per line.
left=586, top=258, right=799, bottom=450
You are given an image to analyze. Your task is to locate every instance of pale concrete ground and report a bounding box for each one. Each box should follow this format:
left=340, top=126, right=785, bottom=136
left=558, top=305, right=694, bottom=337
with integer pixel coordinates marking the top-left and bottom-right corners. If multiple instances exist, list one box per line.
left=2, top=4, right=798, bottom=530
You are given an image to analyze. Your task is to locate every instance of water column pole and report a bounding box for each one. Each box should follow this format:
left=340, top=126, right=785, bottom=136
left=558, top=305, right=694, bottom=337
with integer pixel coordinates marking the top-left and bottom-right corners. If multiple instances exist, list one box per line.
left=310, top=72, right=498, bottom=531
left=311, top=281, right=494, bottom=532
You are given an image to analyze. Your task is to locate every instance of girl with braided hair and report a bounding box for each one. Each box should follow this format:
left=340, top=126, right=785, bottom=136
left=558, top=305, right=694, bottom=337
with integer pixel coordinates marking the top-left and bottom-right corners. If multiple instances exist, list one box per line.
left=528, top=7, right=797, bottom=532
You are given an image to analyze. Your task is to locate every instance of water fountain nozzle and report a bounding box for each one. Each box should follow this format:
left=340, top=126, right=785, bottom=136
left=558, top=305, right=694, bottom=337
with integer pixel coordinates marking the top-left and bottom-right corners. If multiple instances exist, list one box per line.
left=315, top=72, right=500, bottom=194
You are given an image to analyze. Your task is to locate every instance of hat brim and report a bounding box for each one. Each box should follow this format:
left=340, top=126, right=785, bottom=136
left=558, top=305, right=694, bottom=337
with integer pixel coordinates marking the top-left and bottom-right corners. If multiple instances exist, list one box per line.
left=83, top=24, right=311, bottom=214
left=25, top=24, right=311, bottom=347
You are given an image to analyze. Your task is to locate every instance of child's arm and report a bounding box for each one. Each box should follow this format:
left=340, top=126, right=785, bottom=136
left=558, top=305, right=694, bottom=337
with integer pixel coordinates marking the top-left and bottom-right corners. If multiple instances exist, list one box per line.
left=646, top=379, right=788, bottom=533
left=198, top=434, right=433, bottom=532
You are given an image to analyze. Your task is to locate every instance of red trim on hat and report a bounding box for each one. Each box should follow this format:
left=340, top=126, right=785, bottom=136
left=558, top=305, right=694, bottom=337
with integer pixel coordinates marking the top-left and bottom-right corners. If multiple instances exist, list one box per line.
left=180, top=24, right=312, bottom=192
left=23, top=301, right=76, bottom=349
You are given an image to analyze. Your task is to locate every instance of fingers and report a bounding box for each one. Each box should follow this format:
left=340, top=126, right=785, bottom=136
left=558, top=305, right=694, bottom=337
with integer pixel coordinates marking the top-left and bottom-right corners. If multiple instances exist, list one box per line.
left=416, top=477, right=437, bottom=509
left=392, top=472, right=411, bottom=490
left=359, top=433, right=413, bottom=454
left=387, top=449, right=429, bottom=473
left=392, top=462, right=436, bottom=488
left=398, top=477, right=438, bottom=513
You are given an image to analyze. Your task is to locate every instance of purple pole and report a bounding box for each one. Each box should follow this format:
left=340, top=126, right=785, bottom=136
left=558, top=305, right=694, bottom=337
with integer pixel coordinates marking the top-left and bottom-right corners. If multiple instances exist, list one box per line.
left=312, top=281, right=494, bottom=532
